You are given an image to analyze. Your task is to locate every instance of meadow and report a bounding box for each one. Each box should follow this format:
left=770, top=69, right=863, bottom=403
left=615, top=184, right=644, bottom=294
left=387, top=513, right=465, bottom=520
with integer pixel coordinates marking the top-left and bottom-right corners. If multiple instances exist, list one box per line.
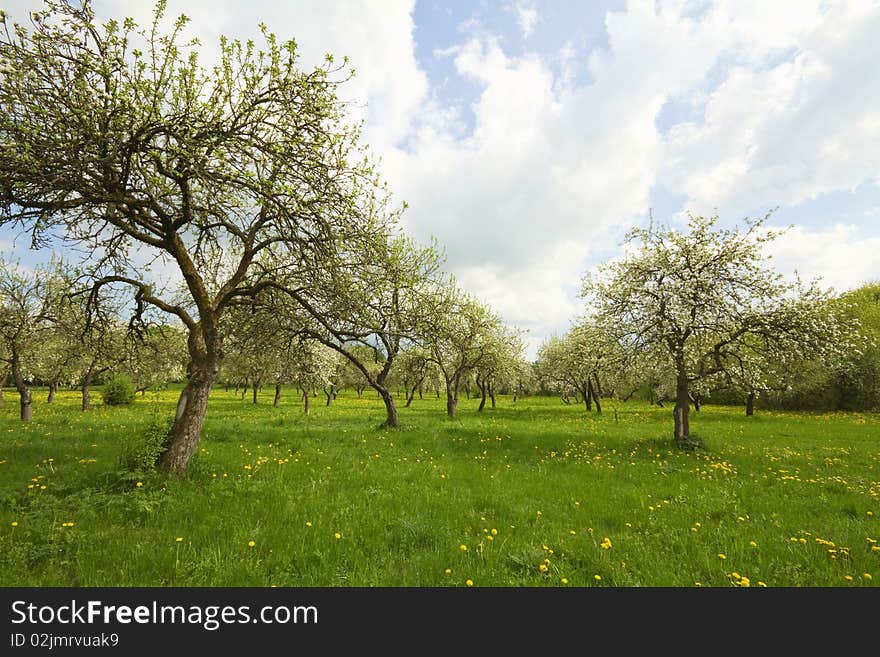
left=0, top=387, right=877, bottom=587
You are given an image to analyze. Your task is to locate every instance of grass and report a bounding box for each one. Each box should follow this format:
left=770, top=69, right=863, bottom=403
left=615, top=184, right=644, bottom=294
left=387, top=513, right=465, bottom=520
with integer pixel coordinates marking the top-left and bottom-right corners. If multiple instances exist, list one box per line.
left=0, top=386, right=877, bottom=587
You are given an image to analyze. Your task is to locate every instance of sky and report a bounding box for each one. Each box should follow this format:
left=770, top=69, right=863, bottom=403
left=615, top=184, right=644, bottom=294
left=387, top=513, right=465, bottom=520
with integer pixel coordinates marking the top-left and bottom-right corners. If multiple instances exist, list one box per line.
left=3, top=0, right=880, bottom=358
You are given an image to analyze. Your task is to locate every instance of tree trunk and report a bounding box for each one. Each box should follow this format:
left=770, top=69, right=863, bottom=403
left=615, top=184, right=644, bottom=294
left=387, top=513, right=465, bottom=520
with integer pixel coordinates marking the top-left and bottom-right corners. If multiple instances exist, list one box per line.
left=418, top=385, right=423, bottom=400
left=591, top=380, right=602, bottom=415
left=324, top=385, right=335, bottom=407
left=356, top=386, right=363, bottom=399
left=11, top=349, right=32, bottom=421
left=273, top=383, right=281, bottom=408
left=252, top=382, right=258, bottom=404
left=81, top=365, right=95, bottom=411
left=489, top=383, right=496, bottom=409
left=378, top=387, right=399, bottom=427
left=690, top=393, right=701, bottom=412
left=0, top=370, right=6, bottom=408
left=240, top=379, right=247, bottom=400
left=746, top=391, right=755, bottom=416
left=158, top=365, right=218, bottom=474
left=405, top=383, right=418, bottom=408
left=47, top=381, right=57, bottom=403
left=301, top=387, right=310, bottom=415
left=477, top=378, right=487, bottom=412
left=673, top=368, right=694, bottom=448
left=584, top=382, right=592, bottom=411
left=436, top=388, right=440, bottom=398
left=446, top=381, right=458, bottom=417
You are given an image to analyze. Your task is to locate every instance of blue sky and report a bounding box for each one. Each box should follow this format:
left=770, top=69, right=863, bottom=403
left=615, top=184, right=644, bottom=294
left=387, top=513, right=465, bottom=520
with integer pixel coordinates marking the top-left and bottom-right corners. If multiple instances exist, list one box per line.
left=4, top=1, right=880, bottom=357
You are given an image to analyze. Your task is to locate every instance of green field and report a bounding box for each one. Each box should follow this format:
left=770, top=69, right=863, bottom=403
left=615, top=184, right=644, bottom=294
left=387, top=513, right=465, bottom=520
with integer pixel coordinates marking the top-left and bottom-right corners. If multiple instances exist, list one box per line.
left=1, top=388, right=877, bottom=587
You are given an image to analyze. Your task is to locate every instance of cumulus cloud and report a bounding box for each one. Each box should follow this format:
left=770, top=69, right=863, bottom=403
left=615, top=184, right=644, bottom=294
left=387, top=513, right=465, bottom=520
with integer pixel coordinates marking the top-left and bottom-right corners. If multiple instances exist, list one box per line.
left=764, top=224, right=880, bottom=293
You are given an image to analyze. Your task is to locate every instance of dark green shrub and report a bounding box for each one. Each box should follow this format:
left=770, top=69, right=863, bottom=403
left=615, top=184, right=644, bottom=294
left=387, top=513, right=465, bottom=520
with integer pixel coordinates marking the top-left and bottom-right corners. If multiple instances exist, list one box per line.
left=101, top=375, right=135, bottom=406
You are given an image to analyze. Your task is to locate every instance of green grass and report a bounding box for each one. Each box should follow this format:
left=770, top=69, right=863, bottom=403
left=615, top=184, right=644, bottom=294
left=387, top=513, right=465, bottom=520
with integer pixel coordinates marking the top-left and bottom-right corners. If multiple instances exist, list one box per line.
left=0, top=387, right=878, bottom=587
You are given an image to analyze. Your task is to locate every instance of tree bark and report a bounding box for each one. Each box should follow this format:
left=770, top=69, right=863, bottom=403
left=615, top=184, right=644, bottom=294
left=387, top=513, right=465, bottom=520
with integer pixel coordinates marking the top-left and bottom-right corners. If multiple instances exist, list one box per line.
left=273, top=383, right=281, bottom=408
left=378, top=388, right=399, bottom=427
left=590, top=380, right=602, bottom=415
left=477, top=377, right=487, bottom=412
left=690, top=392, right=701, bottom=412
left=159, top=365, right=217, bottom=474
left=489, top=382, right=496, bottom=409
left=10, top=348, right=32, bottom=421
left=0, top=370, right=6, bottom=408
left=446, top=381, right=458, bottom=417
left=324, top=385, right=335, bottom=406
left=240, top=378, right=248, bottom=400
left=584, top=381, right=593, bottom=412
left=47, top=381, right=57, bottom=403
left=81, top=364, right=95, bottom=411
left=252, top=382, right=258, bottom=404
left=158, top=321, right=223, bottom=475
left=746, top=391, right=755, bottom=417
left=673, top=367, right=694, bottom=448
left=301, top=387, right=310, bottom=415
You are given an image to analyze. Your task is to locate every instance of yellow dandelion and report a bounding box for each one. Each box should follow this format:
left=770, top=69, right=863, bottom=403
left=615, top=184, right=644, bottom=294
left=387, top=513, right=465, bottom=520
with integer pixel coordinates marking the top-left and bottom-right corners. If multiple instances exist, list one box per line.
left=305, top=521, right=312, bottom=527
left=749, top=541, right=758, bottom=547
left=487, top=535, right=494, bottom=541
left=248, top=540, right=256, bottom=547
left=844, top=575, right=853, bottom=582
left=334, top=532, right=342, bottom=539
left=561, top=578, right=569, bottom=584
left=136, top=482, right=143, bottom=488
left=459, top=544, right=468, bottom=551
left=444, top=568, right=452, bottom=575
left=864, top=573, right=873, bottom=580
left=758, top=581, right=767, bottom=587
left=466, top=579, right=474, bottom=587
left=569, top=530, right=577, bottom=535
left=491, top=528, right=498, bottom=536
left=11, top=521, right=18, bottom=527
left=175, top=537, right=183, bottom=542
left=539, top=564, right=548, bottom=573
left=694, top=582, right=702, bottom=587
left=594, top=574, right=602, bottom=581
left=600, top=537, right=612, bottom=550
left=718, top=553, right=727, bottom=560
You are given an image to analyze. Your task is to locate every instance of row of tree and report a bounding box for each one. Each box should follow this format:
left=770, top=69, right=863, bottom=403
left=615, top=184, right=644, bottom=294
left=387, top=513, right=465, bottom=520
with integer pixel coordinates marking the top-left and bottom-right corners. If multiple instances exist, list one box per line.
left=534, top=214, right=873, bottom=448
left=1, top=2, right=876, bottom=476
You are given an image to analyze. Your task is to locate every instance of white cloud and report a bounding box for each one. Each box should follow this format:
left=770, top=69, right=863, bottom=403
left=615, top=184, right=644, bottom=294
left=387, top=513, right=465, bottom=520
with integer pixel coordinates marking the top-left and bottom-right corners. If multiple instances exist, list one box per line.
left=511, top=2, right=540, bottom=39
left=765, top=224, right=880, bottom=293
left=660, top=1, right=880, bottom=217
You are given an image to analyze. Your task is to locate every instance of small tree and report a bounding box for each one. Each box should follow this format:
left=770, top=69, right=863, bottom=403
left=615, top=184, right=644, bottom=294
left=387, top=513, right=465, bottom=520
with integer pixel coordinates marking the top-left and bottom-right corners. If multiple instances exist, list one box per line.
left=584, top=214, right=851, bottom=448
left=0, top=258, right=50, bottom=420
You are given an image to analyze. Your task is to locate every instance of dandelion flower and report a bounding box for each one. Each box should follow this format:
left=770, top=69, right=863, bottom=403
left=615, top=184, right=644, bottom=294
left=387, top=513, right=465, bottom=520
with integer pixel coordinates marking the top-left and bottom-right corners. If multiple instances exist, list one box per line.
left=718, top=553, right=727, bottom=560
left=11, top=521, right=18, bottom=527
left=600, top=537, right=612, bottom=550
left=539, top=564, right=548, bottom=573
left=864, top=573, right=873, bottom=580
left=460, top=544, right=468, bottom=552
left=248, top=540, right=256, bottom=547
left=594, top=575, right=602, bottom=581
left=136, top=482, right=143, bottom=488
left=334, top=533, right=342, bottom=539
left=570, top=530, right=577, bottom=536
left=561, top=578, right=569, bottom=584
left=487, top=535, right=494, bottom=541
left=749, top=541, right=758, bottom=547
left=491, top=528, right=498, bottom=536
left=466, top=579, right=473, bottom=587
left=175, top=537, right=183, bottom=542
left=758, top=581, right=767, bottom=588
left=444, top=568, right=452, bottom=575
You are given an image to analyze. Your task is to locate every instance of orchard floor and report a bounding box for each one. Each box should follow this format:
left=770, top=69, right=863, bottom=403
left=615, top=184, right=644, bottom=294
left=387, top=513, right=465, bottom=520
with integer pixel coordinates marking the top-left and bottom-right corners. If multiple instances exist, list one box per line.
left=0, top=387, right=877, bottom=587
